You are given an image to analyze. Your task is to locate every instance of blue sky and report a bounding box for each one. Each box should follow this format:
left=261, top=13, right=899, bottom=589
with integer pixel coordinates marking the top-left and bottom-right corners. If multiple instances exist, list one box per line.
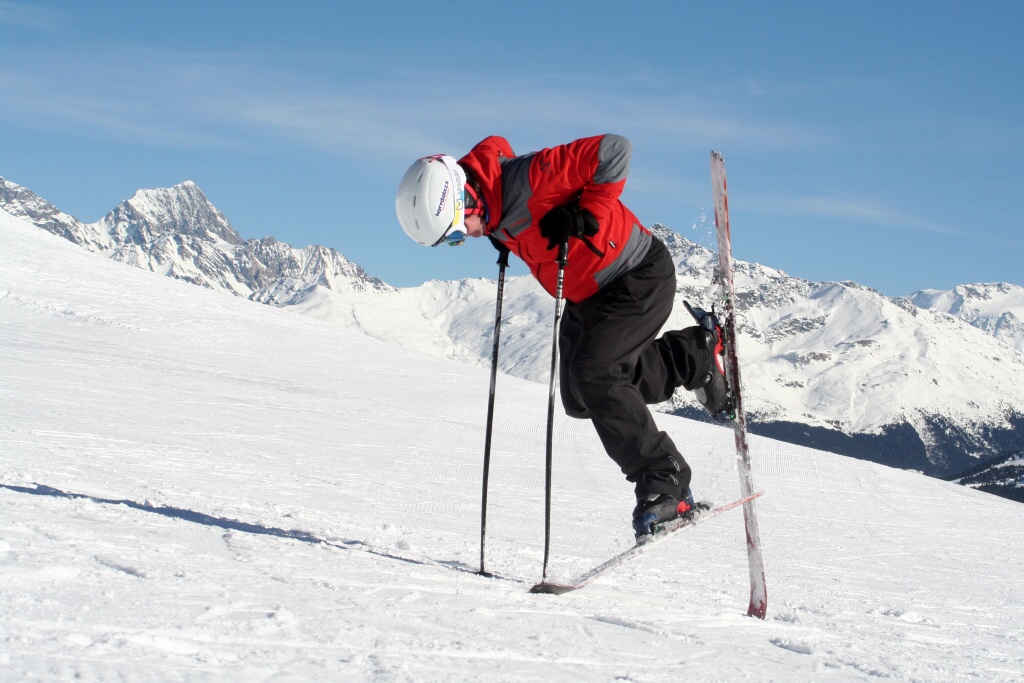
left=2, top=1, right=1021, bottom=296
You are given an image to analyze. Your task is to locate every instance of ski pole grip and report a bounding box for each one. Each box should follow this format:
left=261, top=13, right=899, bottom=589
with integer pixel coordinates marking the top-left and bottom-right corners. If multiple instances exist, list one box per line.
left=488, top=235, right=511, bottom=267
left=557, top=240, right=569, bottom=266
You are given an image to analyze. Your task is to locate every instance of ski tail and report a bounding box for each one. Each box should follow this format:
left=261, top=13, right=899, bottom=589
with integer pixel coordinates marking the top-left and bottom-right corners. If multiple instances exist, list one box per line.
left=529, top=493, right=763, bottom=595
left=710, top=150, right=768, bottom=619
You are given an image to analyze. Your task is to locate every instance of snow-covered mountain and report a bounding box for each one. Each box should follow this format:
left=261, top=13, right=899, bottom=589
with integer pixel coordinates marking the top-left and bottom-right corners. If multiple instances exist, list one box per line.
left=3, top=176, right=1022, bottom=482
left=3, top=205, right=1024, bottom=682
left=907, top=283, right=1024, bottom=352
left=0, top=176, right=393, bottom=300
left=650, top=226, right=1024, bottom=477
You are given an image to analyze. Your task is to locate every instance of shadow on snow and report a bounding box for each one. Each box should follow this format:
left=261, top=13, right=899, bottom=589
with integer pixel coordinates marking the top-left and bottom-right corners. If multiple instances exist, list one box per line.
left=0, top=482, right=498, bottom=578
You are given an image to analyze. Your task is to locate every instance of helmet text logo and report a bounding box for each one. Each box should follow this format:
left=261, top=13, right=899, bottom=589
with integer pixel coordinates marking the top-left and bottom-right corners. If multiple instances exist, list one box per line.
left=434, top=181, right=450, bottom=217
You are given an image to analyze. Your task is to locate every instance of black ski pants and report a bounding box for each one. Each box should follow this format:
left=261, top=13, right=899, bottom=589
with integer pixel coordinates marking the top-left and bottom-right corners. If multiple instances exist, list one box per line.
left=559, top=237, right=704, bottom=500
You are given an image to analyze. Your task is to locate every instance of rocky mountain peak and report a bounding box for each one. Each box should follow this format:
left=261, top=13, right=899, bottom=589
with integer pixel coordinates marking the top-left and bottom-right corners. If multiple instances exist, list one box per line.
left=101, top=181, right=242, bottom=246
left=0, top=176, right=391, bottom=301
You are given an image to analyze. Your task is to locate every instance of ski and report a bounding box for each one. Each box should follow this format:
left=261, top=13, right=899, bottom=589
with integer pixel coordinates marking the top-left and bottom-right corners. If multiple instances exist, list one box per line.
left=710, top=150, right=768, bottom=619
left=529, top=492, right=763, bottom=594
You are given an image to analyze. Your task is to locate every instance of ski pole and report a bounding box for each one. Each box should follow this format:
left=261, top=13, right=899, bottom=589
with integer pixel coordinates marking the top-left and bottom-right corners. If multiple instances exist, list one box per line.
left=479, top=242, right=510, bottom=577
left=541, top=240, right=569, bottom=581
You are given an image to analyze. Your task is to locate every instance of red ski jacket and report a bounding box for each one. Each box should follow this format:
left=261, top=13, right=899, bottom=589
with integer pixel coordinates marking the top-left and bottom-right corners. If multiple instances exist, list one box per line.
left=458, top=135, right=652, bottom=303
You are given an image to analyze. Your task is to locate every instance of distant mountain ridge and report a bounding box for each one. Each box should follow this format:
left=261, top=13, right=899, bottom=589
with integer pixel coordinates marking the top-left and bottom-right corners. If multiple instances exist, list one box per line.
left=908, top=284, right=1024, bottom=352
left=0, top=177, right=393, bottom=301
left=3, top=175, right=1022, bottom=489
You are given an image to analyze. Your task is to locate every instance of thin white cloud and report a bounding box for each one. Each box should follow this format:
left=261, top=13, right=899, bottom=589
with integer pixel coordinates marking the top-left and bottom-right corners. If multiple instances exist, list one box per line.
left=762, top=195, right=970, bottom=237
left=0, top=43, right=837, bottom=163
left=0, top=47, right=270, bottom=149
left=0, top=1, right=63, bottom=30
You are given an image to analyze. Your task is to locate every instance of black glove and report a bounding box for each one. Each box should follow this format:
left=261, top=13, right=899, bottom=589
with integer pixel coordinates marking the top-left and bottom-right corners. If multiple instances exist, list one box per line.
left=538, top=204, right=599, bottom=251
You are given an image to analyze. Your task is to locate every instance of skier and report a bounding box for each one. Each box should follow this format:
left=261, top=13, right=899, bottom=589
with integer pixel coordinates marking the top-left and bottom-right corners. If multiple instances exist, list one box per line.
left=395, top=134, right=733, bottom=538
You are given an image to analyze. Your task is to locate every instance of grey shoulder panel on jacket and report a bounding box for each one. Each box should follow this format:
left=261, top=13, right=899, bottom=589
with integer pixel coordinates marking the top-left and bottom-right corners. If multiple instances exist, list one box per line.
left=593, top=135, right=632, bottom=185
left=498, top=152, right=535, bottom=237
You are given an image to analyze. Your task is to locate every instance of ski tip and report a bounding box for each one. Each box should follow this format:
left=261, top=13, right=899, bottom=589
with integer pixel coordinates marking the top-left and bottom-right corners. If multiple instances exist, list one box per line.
left=529, top=581, right=577, bottom=595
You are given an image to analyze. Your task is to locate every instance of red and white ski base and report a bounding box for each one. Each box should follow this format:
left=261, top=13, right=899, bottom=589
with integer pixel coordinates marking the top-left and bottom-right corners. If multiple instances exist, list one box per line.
left=711, top=150, right=768, bottom=619
left=529, top=492, right=764, bottom=595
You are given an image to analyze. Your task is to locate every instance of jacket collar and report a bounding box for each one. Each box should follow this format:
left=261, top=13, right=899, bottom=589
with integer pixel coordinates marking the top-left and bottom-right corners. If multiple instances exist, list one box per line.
left=458, top=136, right=515, bottom=233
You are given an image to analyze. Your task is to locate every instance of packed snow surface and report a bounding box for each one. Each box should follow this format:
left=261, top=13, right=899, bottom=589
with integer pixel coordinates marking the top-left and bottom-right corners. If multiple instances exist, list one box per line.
left=2, top=207, right=1023, bottom=682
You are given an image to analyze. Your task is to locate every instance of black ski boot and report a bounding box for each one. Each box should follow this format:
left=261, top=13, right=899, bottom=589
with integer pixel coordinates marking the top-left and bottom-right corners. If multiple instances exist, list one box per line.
left=683, top=301, right=734, bottom=417
left=632, top=488, right=697, bottom=541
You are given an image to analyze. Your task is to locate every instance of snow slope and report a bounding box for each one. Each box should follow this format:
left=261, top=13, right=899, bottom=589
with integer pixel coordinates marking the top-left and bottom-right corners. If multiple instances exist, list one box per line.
left=2, top=207, right=1024, bottom=682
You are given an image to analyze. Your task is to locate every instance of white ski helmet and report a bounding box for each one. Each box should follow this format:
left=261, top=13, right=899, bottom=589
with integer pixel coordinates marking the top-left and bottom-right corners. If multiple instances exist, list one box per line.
left=395, top=154, right=468, bottom=247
